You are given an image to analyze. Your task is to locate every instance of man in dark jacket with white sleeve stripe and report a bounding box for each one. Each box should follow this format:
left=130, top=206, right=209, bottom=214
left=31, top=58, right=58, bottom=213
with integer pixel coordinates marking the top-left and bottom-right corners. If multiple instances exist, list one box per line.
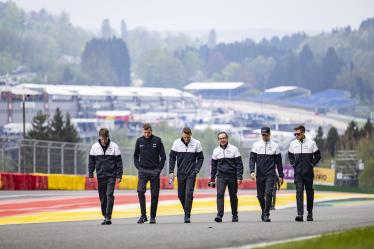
left=209, top=131, right=243, bottom=223
left=169, top=127, right=204, bottom=223
left=88, top=128, right=123, bottom=225
left=288, top=125, right=321, bottom=222
left=249, top=127, right=284, bottom=222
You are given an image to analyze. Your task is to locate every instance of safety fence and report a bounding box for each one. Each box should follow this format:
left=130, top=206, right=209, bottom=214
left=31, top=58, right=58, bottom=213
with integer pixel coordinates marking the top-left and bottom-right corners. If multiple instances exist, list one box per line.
left=0, top=138, right=231, bottom=177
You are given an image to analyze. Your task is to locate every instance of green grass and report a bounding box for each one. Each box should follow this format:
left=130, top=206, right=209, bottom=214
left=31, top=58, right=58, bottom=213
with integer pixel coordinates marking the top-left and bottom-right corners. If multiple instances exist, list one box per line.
left=256, top=226, right=374, bottom=249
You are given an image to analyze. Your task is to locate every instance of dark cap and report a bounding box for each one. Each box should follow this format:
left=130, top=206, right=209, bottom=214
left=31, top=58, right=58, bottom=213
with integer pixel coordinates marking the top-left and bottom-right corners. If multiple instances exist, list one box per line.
left=261, top=127, right=270, bottom=134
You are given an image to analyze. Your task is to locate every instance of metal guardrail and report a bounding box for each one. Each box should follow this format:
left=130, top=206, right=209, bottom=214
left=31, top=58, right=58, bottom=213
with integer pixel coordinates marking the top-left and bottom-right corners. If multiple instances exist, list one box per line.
left=0, top=138, right=135, bottom=175
left=0, top=138, right=220, bottom=177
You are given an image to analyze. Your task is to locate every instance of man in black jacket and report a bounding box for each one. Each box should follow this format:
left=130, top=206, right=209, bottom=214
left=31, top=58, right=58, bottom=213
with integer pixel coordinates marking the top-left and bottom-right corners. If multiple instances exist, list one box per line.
left=169, top=127, right=204, bottom=223
left=249, top=127, right=284, bottom=222
left=209, top=131, right=243, bottom=223
left=288, top=125, right=321, bottom=222
left=134, top=123, right=166, bottom=224
left=88, top=128, right=123, bottom=225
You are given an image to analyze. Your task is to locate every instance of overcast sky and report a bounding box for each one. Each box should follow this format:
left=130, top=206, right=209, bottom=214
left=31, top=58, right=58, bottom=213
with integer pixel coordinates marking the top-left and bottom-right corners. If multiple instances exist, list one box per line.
left=11, top=0, right=374, bottom=33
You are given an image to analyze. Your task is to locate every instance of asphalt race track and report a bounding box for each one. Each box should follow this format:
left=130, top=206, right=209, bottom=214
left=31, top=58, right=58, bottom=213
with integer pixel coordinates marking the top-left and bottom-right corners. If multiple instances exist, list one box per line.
left=1, top=190, right=374, bottom=249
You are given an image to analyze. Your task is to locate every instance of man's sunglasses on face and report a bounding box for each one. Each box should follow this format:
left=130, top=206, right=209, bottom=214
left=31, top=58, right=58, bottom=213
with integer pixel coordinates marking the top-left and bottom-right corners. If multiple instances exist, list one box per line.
left=294, top=132, right=302, bottom=136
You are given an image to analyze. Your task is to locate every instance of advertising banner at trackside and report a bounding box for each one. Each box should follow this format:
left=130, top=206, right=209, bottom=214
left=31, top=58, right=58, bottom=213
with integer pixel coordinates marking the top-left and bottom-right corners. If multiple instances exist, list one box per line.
left=313, top=167, right=336, bottom=186
left=282, top=164, right=336, bottom=186
left=283, top=164, right=295, bottom=181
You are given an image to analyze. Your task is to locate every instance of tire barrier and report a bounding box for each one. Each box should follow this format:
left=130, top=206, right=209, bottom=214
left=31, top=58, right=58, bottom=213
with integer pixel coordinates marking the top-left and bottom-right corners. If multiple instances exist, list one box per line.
left=47, top=174, right=86, bottom=190
left=0, top=173, right=260, bottom=191
left=195, top=178, right=210, bottom=189
left=238, top=179, right=257, bottom=189
left=0, top=173, right=48, bottom=190
left=118, top=175, right=139, bottom=190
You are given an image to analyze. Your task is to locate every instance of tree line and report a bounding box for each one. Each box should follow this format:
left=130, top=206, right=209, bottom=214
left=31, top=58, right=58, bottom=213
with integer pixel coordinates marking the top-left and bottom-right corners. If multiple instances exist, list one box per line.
left=27, top=108, right=80, bottom=142
left=315, top=119, right=374, bottom=187
left=1, top=2, right=374, bottom=108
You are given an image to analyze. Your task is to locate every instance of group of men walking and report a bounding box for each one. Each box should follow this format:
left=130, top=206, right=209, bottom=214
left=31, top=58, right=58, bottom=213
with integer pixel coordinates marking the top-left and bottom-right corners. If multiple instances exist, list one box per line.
left=88, top=124, right=321, bottom=225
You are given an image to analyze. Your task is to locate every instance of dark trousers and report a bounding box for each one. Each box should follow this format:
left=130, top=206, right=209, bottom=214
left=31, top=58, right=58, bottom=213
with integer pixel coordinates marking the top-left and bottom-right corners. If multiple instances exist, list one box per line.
left=294, top=174, right=314, bottom=215
left=271, top=176, right=280, bottom=208
left=98, top=177, right=116, bottom=219
left=216, top=177, right=238, bottom=217
left=137, top=172, right=160, bottom=218
left=271, top=184, right=277, bottom=208
left=256, top=176, right=275, bottom=216
left=177, top=174, right=196, bottom=217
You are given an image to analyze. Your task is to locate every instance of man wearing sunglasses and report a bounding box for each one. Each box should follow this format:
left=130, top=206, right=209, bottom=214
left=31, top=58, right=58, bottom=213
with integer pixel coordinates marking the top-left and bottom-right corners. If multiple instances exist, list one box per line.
left=288, top=125, right=321, bottom=222
left=249, top=127, right=284, bottom=222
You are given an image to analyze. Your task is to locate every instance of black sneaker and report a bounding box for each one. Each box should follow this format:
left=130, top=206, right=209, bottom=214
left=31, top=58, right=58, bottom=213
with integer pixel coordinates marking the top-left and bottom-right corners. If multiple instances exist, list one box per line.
left=295, top=215, right=304, bottom=222
left=214, top=216, right=222, bottom=223
left=307, top=212, right=313, bottom=221
left=184, top=215, right=191, bottom=223
left=270, top=206, right=275, bottom=210
left=232, top=215, right=239, bottom=222
left=101, top=218, right=111, bottom=225
left=149, top=217, right=156, bottom=224
left=137, top=215, right=148, bottom=224
left=263, top=215, right=271, bottom=222
left=261, top=213, right=265, bottom=221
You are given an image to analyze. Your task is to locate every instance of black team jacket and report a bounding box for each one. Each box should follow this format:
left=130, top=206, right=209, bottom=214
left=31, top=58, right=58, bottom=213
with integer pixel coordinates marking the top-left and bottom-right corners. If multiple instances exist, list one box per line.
left=288, top=137, right=321, bottom=177
left=133, top=134, right=166, bottom=174
left=169, top=137, right=204, bottom=176
left=211, top=143, right=243, bottom=180
left=249, top=140, right=284, bottom=178
left=88, top=139, right=123, bottom=179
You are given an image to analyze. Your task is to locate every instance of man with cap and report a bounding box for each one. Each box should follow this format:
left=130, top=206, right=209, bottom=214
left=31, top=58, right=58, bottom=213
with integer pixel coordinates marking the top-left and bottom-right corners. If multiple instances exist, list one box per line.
left=288, top=125, right=321, bottom=222
left=249, top=127, right=284, bottom=222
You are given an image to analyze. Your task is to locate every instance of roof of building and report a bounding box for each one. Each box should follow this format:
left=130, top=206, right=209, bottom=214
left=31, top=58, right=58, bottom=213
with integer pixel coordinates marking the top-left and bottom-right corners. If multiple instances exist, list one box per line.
left=7, top=84, right=195, bottom=99
left=264, top=86, right=301, bottom=93
left=184, top=82, right=244, bottom=90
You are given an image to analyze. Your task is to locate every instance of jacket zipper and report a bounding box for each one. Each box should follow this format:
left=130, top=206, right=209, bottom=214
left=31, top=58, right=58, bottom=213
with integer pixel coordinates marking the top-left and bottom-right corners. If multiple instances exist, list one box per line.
left=265, top=141, right=267, bottom=155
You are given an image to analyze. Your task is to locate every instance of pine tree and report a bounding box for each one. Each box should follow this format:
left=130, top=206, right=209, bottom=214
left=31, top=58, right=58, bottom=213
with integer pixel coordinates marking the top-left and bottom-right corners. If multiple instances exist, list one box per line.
left=208, top=29, right=217, bottom=49
left=49, top=108, right=64, bottom=141
left=361, top=118, right=373, bottom=138
left=315, top=126, right=325, bottom=155
left=339, top=121, right=359, bottom=150
left=326, top=127, right=339, bottom=157
left=322, top=47, right=343, bottom=89
left=27, top=111, right=49, bottom=140
left=101, top=18, right=112, bottom=39
left=62, top=113, right=80, bottom=142
left=120, top=19, right=128, bottom=41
